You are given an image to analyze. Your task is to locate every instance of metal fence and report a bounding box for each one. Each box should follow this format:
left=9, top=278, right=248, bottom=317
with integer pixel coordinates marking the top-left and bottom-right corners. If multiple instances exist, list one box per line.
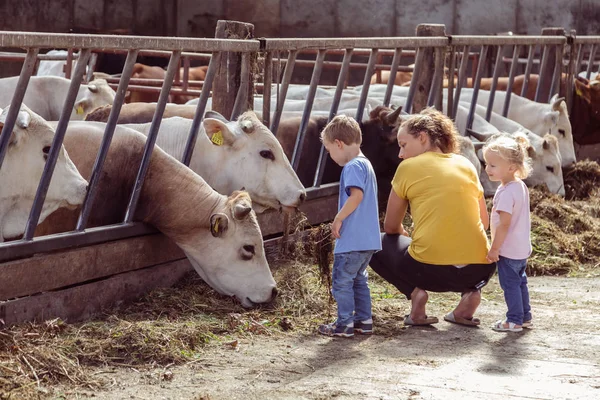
left=1, top=28, right=600, bottom=265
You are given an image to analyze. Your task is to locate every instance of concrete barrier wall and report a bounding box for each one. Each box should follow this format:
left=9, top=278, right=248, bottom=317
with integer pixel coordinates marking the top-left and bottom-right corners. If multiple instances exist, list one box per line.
left=0, top=0, right=598, bottom=38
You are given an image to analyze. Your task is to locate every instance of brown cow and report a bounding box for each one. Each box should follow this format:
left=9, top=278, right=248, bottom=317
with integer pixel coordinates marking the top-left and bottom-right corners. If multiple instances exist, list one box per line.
left=128, top=63, right=208, bottom=104
left=85, top=103, right=198, bottom=124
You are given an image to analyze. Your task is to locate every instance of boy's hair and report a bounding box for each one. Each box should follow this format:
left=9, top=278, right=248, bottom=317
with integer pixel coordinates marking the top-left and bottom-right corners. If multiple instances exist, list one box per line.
left=397, top=107, right=459, bottom=154
left=483, top=132, right=533, bottom=179
left=320, top=115, right=362, bottom=145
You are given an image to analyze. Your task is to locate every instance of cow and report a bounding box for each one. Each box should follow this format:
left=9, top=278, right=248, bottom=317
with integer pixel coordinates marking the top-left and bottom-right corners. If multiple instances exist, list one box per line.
left=128, top=63, right=208, bottom=104
left=117, top=111, right=306, bottom=213
left=35, top=50, right=84, bottom=78
left=571, top=77, right=600, bottom=146
left=36, top=122, right=277, bottom=307
left=85, top=103, right=198, bottom=124
left=370, top=70, right=413, bottom=86
left=0, top=105, right=88, bottom=242
left=0, top=76, right=115, bottom=121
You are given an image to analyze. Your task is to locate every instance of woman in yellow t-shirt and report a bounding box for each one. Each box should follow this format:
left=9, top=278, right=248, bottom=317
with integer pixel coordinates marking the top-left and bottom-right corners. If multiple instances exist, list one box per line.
left=369, top=108, right=495, bottom=327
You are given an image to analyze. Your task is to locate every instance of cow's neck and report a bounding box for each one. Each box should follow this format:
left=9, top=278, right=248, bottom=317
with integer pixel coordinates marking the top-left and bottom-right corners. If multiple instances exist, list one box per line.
left=138, top=152, right=226, bottom=239
left=189, top=133, right=228, bottom=191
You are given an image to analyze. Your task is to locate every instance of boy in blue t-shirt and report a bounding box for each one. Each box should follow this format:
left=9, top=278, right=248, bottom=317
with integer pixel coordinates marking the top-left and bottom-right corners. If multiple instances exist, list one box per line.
left=318, top=115, right=382, bottom=338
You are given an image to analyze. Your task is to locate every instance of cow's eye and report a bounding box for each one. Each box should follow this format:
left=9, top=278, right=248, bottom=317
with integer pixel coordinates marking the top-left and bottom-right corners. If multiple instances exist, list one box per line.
left=241, top=244, right=255, bottom=260
left=559, top=129, right=566, bottom=137
left=260, top=150, right=275, bottom=160
left=243, top=245, right=255, bottom=254
left=42, top=146, right=50, bottom=160
left=546, top=166, right=555, bottom=173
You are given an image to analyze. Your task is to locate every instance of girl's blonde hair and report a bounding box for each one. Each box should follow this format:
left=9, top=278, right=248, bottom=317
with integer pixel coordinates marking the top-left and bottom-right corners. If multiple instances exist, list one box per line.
left=483, top=132, right=533, bottom=179
left=397, top=107, right=459, bottom=154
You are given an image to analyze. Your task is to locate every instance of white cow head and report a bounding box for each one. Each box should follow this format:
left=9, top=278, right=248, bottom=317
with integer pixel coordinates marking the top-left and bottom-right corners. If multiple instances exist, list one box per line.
left=72, top=79, right=116, bottom=120
left=524, top=133, right=565, bottom=196
left=547, top=95, right=576, bottom=166
left=201, top=111, right=306, bottom=213
left=0, top=105, right=88, bottom=241
left=178, top=191, right=277, bottom=307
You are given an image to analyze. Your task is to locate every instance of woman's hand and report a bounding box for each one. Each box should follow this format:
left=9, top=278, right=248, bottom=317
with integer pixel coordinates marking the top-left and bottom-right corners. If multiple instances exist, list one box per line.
left=486, top=248, right=500, bottom=263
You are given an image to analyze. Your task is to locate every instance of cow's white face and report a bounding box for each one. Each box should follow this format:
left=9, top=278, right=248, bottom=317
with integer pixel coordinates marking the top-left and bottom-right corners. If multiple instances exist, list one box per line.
left=0, top=106, right=88, bottom=241
left=178, top=191, right=277, bottom=307
left=202, top=112, right=306, bottom=212
left=524, top=134, right=565, bottom=196
left=72, top=79, right=116, bottom=120
left=546, top=95, right=576, bottom=166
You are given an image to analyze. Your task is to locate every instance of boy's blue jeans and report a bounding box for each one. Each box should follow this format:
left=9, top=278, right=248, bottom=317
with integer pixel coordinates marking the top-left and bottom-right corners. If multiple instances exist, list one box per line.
left=332, top=250, right=375, bottom=327
left=497, top=256, right=532, bottom=325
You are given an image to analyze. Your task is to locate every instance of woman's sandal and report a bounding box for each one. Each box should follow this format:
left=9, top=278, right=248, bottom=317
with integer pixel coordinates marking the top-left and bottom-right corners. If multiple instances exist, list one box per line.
left=492, top=319, right=523, bottom=332
left=404, top=314, right=439, bottom=326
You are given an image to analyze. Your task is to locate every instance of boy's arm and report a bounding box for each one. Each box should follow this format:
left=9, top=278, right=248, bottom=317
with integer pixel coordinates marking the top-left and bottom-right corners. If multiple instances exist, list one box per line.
left=487, top=211, right=511, bottom=262
left=331, top=187, right=363, bottom=239
left=383, top=189, right=409, bottom=236
left=479, top=196, right=489, bottom=231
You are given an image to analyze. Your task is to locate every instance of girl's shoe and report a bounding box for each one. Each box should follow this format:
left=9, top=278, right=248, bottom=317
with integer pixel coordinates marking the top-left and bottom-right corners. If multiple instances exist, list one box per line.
left=522, top=320, right=533, bottom=329
left=318, top=323, right=354, bottom=337
left=492, top=320, right=523, bottom=332
left=354, top=321, right=373, bottom=335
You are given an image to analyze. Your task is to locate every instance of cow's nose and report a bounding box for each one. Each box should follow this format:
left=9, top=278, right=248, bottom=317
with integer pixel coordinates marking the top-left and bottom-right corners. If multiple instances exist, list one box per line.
left=299, top=192, right=306, bottom=203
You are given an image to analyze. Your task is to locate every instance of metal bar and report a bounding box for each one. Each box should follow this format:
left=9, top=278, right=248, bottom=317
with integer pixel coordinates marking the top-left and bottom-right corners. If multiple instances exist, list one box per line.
left=263, top=37, right=448, bottom=51
left=355, top=49, right=379, bottom=122
left=585, top=44, right=597, bottom=79
left=291, top=49, right=326, bottom=171
left=501, top=45, right=520, bottom=118
left=262, top=51, right=273, bottom=128
left=450, top=36, right=566, bottom=46
left=0, top=223, right=155, bottom=263
left=534, top=45, right=550, bottom=102
left=314, top=49, right=354, bottom=188
left=0, top=31, right=259, bottom=53
left=485, top=45, right=505, bottom=121
left=123, top=51, right=182, bottom=223
left=22, top=49, right=92, bottom=240
left=404, top=47, right=426, bottom=114
left=86, top=52, right=98, bottom=83
left=0, top=48, right=39, bottom=172
left=427, top=47, right=445, bottom=108
left=270, top=50, right=297, bottom=136
left=575, top=43, right=585, bottom=76
left=231, top=52, right=250, bottom=121
left=76, top=49, right=140, bottom=231
left=383, top=48, right=402, bottom=107
left=182, top=52, right=222, bottom=166
left=520, top=45, right=535, bottom=98
left=452, top=45, right=470, bottom=120
left=65, top=48, right=73, bottom=79
left=549, top=44, right=562, bottom=102
left=447, top=46, right=456, bottom=118
left=182, top=56, right=190, bottom=91
left=466, top=45, right=488, bottom=131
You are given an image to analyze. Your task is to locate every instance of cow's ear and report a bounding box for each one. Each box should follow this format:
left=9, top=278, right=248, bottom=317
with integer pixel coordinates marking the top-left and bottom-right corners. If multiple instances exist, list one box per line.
left=73, top=99, right=89, bottom=116
left=543, top=110, right=559, bottom=126
left=210, top=213, right=229, bottom=237
left=203, top=118, right=236, bottom=146
left=88, top=84, right=98, bottom=93
left=527, top=144, right=536, bottom=160
left=574, top=78, right=591, bottom=103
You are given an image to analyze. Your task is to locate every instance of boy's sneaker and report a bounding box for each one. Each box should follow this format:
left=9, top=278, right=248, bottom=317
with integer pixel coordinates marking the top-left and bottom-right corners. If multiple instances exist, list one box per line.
left=354, top=320, right=373, bottom=335
left=318, top=323, right=354, bottom=337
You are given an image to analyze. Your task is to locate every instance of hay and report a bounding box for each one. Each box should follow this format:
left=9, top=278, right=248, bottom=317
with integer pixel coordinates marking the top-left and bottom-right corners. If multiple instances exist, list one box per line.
left=563, top=160, right=600, bottom=200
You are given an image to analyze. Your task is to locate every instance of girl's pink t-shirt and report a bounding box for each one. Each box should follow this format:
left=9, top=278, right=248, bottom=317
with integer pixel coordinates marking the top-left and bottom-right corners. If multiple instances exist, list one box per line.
left=491, top=180, right=532, bottom=260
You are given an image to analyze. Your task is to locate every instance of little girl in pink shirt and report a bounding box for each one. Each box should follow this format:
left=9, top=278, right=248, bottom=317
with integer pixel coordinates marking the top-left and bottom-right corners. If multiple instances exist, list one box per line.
left=483, top=133, right=533, bottom=333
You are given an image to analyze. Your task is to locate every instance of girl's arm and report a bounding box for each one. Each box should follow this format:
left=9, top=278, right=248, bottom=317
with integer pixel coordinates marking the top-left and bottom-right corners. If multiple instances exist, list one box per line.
left=487, top=211, right=512, bottom=262
left=331, top=187, right=363, bottom=239
left=479, top=196, right=489, bottom=231
left=384, top=189, right=409, bottom=235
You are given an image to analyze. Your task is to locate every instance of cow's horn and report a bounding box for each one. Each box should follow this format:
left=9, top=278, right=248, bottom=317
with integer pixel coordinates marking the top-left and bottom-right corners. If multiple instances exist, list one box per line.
left=551, top=97, right=565, bottom=111
left=233, top=203, right=252, bottom=220
left=384, top=105, right=403, bottom=125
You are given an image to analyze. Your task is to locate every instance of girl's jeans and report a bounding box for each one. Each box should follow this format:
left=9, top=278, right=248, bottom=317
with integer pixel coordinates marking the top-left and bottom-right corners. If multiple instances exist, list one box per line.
left=332, top=250, right=376, bottom=327
left=497, top=256, right=532, bottom=325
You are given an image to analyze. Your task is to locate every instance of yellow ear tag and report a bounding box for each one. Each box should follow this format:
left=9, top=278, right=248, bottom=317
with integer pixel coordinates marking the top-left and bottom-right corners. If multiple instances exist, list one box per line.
left=76, top=105, right=84, bottom=115
left=213, top=219, right=219, bottom=233
left=211, top=130, right=224, bottom=146
left=575, top=86, right=583, bottom=97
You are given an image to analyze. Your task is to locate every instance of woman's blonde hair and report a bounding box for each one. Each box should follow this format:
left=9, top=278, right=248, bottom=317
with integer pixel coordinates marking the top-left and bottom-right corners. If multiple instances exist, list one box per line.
left=397, top=107, right=459, bottom=154
left=483, top=132, right=533, bottom=179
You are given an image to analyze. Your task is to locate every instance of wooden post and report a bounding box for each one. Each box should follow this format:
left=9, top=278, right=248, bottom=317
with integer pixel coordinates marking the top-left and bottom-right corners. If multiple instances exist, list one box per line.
left=538, top=27, right=565, bottom=103
left=412, top=24, right=446, bottom=113
left=212, top=20, right=255, bottom=119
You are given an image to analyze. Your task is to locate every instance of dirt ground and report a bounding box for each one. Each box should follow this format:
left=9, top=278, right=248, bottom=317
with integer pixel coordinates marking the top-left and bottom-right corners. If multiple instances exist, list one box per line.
left=50, top=276, right=600, bottom=400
